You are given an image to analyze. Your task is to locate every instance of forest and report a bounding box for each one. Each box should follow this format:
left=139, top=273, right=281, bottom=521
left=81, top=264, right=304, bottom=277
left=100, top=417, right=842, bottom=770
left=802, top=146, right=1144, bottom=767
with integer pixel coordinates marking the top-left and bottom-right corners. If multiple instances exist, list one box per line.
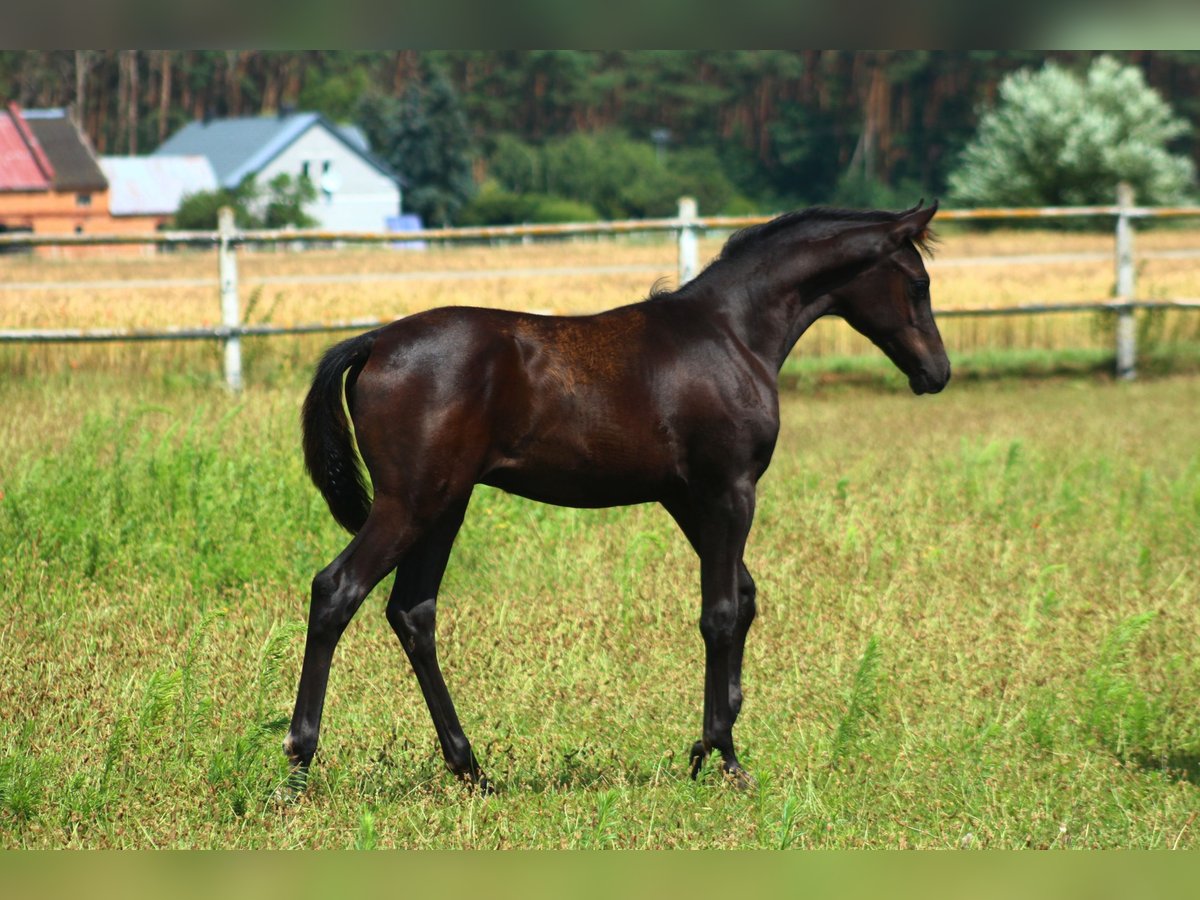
left=4, top=50, right=1200, bottom=216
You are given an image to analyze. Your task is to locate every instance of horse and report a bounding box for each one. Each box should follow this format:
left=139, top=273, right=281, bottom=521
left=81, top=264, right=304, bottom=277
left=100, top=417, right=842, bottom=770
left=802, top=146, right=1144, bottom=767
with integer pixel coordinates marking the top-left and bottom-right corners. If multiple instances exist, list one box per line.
left=284, top=202, right=948, bottom=793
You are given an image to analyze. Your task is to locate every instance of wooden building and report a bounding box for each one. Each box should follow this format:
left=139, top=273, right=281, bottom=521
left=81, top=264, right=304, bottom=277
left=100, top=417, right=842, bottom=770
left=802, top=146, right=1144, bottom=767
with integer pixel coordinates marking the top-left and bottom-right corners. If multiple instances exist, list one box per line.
left=0, top=104, right=147, bottom=256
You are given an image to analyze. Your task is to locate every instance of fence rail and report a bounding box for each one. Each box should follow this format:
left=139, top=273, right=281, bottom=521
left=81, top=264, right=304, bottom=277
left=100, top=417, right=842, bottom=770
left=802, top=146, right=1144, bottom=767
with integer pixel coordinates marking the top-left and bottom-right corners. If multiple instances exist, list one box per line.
left=2, top=188, right=1200, bottom=389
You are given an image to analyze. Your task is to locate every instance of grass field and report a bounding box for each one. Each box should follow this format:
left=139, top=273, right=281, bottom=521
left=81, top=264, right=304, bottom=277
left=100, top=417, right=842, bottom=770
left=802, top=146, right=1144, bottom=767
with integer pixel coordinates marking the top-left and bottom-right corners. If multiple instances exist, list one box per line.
left=2, top=365, right=1198, bottom=848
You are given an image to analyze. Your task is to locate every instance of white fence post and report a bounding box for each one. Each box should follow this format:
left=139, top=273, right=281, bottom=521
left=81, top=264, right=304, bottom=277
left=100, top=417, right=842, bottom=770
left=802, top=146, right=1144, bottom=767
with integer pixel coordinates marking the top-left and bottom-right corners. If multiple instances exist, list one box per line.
left=1114, top=182, right=1137, bottom=381
left=677, top=197, right=698, bottom=287
left=218, top=206, right=243, bottom=392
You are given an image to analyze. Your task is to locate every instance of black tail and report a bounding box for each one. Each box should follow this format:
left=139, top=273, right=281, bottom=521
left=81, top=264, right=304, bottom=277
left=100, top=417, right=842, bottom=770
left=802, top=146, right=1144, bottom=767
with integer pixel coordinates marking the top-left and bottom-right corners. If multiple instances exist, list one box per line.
left=302, top=330, right=378, bottom=533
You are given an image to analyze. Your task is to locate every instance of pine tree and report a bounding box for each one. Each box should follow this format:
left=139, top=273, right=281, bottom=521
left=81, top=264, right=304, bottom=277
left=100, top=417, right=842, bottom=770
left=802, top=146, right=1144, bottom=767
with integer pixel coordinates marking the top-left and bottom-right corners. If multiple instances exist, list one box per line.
left=359, top=67, right=476, bottom=226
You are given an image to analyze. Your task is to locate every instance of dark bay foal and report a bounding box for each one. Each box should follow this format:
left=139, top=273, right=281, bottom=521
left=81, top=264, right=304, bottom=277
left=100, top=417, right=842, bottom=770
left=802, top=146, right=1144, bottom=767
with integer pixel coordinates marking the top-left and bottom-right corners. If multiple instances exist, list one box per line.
left=285, top=203, right=949, bottom=792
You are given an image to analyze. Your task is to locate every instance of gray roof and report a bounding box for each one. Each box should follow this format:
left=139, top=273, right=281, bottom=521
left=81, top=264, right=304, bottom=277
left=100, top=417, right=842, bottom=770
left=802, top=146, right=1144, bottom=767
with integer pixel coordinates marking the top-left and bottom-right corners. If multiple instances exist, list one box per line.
left=153, top=113, right=400, bottom=189
left=99, top=155, right=218, bottom=216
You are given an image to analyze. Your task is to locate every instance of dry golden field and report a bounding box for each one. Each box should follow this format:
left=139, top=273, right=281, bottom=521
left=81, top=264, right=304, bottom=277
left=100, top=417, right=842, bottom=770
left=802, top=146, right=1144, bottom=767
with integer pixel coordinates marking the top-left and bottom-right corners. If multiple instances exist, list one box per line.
left=2, top=226, right=1199, bottom=377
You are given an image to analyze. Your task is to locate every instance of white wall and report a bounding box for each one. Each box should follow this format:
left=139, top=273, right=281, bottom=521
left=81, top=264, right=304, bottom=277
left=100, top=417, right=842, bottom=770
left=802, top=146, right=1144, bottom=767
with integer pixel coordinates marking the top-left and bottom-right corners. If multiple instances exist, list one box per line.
left=262, top=124, right=401, bottom=231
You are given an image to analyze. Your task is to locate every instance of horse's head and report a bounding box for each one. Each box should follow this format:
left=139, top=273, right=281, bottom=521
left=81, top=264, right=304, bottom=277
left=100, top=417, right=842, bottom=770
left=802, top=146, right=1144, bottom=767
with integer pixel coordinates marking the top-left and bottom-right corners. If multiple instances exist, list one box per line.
left=830, top=203, right=950, bottom=395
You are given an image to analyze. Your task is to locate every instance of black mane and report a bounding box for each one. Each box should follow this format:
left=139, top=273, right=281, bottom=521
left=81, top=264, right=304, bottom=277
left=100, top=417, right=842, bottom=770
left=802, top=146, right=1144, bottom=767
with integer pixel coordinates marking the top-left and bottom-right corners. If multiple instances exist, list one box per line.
left=720, top=206, right=936, bottom=261
left=653, top=204, right=936, bottom=301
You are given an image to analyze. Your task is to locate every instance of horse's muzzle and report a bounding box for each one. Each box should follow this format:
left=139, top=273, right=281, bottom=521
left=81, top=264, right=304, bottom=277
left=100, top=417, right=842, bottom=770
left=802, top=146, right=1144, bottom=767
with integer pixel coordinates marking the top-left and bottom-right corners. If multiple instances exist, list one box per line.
left=909, top=363, right=951, bottom=395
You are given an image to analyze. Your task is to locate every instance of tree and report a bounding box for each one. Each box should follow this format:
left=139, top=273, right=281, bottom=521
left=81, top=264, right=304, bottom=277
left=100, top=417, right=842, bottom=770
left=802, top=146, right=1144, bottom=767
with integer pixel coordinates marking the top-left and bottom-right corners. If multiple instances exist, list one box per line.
left=949, top=55, right=1196, bottom=206
left=357, top=67, right=476, bottom=226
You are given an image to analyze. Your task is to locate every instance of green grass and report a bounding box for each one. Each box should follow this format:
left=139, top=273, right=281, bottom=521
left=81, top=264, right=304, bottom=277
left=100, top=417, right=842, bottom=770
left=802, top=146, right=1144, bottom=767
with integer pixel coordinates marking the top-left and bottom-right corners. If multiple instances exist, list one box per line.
left=1, top=369, right=1199, bottom=848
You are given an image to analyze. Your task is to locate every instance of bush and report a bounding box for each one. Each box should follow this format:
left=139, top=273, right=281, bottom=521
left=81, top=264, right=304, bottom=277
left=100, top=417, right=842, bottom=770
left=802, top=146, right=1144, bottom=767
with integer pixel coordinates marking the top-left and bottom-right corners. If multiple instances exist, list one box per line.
left=173, top=183, right=256, bottom=230
left=949, top=55, right=1196, bottom=207
left=457, top=183, right=599, bottom=225
left=173, top=175, right=317, bottom=230
left=525, top=195, right=601, bottom=223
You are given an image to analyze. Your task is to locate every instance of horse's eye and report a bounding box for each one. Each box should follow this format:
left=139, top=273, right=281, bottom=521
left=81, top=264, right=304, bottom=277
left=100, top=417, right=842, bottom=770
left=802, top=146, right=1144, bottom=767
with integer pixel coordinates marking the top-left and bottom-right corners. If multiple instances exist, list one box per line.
left=909, top=280, right=930, bottom=298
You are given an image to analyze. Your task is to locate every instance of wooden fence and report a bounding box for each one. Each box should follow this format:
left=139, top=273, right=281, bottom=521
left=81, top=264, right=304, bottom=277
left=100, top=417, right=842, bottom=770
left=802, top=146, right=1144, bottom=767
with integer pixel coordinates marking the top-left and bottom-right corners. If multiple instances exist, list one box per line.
left=2, top=188, right=1199, bottom=390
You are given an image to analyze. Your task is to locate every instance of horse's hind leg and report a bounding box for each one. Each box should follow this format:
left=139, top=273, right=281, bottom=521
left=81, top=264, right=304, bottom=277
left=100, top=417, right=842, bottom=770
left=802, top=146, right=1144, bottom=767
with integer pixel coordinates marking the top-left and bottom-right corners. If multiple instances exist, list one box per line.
left=284, top=496, right=416, bottom=787
left=385, top=498, right=491, bottom=791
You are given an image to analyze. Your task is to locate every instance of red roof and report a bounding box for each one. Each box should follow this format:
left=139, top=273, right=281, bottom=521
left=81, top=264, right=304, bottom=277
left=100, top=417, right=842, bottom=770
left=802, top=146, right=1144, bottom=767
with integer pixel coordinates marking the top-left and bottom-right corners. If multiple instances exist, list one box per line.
left=0, top=102, right=54, bottom=191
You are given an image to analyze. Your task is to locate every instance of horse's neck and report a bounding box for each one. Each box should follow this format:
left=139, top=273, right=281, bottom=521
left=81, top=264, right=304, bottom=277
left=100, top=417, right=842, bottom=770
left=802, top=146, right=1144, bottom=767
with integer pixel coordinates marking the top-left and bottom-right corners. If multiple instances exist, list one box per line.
left=775, top=291, right=837, bottom=369
left=698, top=257, right=837, bottom=372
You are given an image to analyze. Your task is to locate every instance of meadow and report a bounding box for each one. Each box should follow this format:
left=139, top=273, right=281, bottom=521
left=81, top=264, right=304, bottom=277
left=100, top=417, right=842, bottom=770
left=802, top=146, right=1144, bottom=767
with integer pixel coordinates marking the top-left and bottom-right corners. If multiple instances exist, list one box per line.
left=1, top=366, right=1198, bottom=848
left=1, top=228, right=1199, bottom=849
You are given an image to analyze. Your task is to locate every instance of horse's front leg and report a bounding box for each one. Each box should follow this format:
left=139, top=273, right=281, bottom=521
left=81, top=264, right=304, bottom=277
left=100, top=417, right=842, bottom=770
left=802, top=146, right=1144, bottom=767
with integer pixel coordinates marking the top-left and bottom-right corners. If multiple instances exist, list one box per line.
left=728, top=562, right=757, bottom=723
left=672, top=482, right=756, bottom=786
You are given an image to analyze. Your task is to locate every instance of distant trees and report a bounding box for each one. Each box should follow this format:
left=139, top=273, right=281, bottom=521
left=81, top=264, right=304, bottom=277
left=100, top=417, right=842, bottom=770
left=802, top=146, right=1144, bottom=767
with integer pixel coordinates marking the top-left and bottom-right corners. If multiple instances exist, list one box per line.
left=460, top=132, right=749, bottom=224
left=949, top=56, right=1196, bottom=206
left=5, top=51, right=1200, bottom=220
left=356, top=68, right=476, bottom=226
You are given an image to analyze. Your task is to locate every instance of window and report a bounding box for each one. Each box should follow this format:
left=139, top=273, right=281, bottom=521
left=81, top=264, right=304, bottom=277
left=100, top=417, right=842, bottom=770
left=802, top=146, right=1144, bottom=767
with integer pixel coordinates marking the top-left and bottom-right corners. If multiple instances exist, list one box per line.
left=76, top=193, right=92, bottom=207
left=319, top=160, right=339, bottom=203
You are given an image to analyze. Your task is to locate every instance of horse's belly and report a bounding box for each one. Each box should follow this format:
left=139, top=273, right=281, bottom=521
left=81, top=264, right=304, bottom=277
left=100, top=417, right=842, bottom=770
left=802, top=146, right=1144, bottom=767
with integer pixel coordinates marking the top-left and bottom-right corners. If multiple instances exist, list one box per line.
left=480, top=437, right=674, bottom=508
left=480, top=467, right=660, bottom=508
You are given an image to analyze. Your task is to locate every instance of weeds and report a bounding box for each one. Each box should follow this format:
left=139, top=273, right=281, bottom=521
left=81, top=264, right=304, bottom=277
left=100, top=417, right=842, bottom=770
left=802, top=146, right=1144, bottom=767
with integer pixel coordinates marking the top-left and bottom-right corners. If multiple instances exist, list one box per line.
left=355, top=808, right=378, bottom=850
left=830, top=637, right=882, bottom=768
left=1083, top=612, right=1159, bottom=759
left=775, top=794, right=802, bottom=849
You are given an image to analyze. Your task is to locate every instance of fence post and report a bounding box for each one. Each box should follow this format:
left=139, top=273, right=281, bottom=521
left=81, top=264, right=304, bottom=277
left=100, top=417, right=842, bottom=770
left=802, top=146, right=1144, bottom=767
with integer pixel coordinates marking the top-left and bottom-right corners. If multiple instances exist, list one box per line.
left=1114, top=182, right=1136, bottom=380
left=677, top=196, right=698, bottom=287
left=218, top=206, right=243, bottom=392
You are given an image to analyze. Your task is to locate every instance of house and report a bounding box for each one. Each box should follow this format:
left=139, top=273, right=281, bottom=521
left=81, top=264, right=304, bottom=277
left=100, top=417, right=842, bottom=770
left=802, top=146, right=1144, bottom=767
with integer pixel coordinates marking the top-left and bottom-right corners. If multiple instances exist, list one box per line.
left=98, top=155, right=218, bottom=228
left=0, top=103, right=136, bottom=256
left=154, top=112, right=403, bottom=231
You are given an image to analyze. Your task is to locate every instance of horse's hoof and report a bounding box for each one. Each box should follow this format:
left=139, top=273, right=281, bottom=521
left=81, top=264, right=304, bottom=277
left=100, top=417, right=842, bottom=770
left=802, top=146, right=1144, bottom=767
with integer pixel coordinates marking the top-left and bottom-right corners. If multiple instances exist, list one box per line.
left=722, top=765, right=755, bottom=791
left=688, top=740, right=707, bottom=779
left=458, top=770, right=497, bottom=796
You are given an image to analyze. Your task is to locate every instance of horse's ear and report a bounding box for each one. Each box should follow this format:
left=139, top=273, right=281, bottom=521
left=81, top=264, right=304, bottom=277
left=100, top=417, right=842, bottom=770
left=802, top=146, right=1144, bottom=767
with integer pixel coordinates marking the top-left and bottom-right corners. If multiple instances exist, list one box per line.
left=891, top=200, right=939, bottom=245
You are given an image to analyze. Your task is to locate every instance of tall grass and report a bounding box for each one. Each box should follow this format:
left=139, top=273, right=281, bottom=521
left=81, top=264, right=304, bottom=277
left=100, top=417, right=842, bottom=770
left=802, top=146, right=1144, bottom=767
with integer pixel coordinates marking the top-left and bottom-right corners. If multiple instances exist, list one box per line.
left=3, top=228, right=1200, bottom=382
left=1, top=372, right=1198, bottom=847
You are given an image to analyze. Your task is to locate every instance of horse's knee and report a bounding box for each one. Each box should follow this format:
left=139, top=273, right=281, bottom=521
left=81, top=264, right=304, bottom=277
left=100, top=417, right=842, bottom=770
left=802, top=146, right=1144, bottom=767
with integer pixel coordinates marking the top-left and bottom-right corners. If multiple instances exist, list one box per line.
left=700, top=598, right=738, bottom=646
